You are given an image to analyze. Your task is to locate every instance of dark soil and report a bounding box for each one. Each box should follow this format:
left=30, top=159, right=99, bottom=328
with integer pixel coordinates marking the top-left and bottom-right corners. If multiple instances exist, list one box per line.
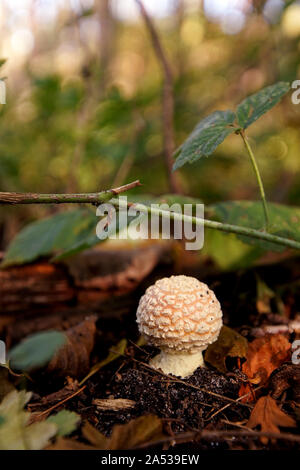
left=5, top=254, right=300, bottom=450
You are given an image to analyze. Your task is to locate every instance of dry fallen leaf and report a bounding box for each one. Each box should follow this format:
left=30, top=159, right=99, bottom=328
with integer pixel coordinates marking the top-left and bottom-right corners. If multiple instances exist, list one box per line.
left=269, top=363, right=300, bottom=401
left=82, top=414, right=163, bottom=450
left=205, top=325, right=248, bottom=373
left=108, top=414, right=163, bottom=450
left=241, top=334, right=291, bottom=385
left=47, top=316, right=96, bottom=379
left=47, top=437, right=95, bottom=450
left=247, top=395, right=296, bottom=444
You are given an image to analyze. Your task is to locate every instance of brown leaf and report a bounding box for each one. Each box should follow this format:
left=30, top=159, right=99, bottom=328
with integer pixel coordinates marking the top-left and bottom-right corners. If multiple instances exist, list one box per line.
left=247, top=395, right=296, bottom=444
left=205, top=325, right=248, bottom=373
left=269, top=363, right=300, bottom=402
left=47, top=437, right=96, bottom=450
left=47, top=316, right=96, bottom=378
left=81, top=421, right=108, bottom=448
left=82, top=415, right=163, bottom=450
left=241, top=334, right=291, bottom=385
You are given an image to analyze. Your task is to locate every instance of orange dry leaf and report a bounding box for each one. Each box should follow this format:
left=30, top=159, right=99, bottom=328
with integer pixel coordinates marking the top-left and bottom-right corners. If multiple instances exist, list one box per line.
left=247, top=395, right=296, bottom=444
left=239, top=334, right=291, bottom=402
left=242, top=334, right=291, bottom=385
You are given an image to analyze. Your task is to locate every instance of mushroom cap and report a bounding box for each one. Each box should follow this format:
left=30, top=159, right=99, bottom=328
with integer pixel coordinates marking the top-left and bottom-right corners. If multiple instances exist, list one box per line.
left=136, top=275, right=222, bottom=353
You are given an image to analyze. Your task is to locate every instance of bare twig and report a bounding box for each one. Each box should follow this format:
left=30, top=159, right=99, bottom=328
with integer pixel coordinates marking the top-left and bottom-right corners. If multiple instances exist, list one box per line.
left=207, top=385, right=264, bottom=421
left=136, top=0, right=181, bottom=194
left=135, top=428, right=300, bottom=449
left=33, top=385, right=86, bottom=419
left=0, top=180, right=141, bottom=205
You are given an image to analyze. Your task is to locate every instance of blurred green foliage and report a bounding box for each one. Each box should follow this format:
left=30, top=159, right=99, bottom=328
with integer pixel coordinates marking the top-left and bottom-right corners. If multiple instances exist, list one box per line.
left=1, top=2, right=300, bottom=269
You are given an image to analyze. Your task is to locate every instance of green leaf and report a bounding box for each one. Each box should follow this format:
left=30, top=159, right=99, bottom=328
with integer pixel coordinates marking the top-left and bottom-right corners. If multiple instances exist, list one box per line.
left=1, top=209, right=98, bottom=268
left=47, top=410, right=80, bottom=437
left=0, top=390, right=57, bottom=450
left=202, top=230, right=263, bottom=270
left=9, top=331, right=67, bottom=372
left=236, top=82, right=290, bottom=129
left=207, top=200, right=300, bottom=252
left=173, top=110, right=236, bottom=171
left=52, top=216, right=123, bottom=262
left=156, top=194, right=203, bottom=206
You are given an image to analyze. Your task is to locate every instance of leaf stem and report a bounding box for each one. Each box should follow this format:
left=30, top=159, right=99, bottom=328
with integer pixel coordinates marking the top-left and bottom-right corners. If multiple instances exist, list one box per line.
left=110, top=197, right=300, bottom=251
left=240, top=131, right=269, bottom=231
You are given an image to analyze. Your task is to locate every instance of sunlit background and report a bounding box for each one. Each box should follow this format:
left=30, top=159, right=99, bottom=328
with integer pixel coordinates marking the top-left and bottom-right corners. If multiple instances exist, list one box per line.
left=2, top=1, right=300, bottom=70
left=1, top=0, right=300, bottom=265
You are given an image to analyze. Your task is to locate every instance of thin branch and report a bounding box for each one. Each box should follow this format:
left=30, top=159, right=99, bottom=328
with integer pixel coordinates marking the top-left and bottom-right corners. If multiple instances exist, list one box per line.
left=0, top=180, right=141, bottom=205
left=1, top=181, right=300, bottom=251
left=134, top=428, right=300, bottom=449
left=109, top=197, right=300, bottom=251
left=34, top=385, right=86, bottom=419
left=136, top=0, right=181, bottom=194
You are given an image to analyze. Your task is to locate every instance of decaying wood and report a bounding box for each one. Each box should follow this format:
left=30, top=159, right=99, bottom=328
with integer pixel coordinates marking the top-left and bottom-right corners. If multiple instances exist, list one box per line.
left=0, top=242, right=171, bottom=317
left=93, top=398, right=136, bottom=411
left=0, top=258, right=74, bottom=313
left=63, top=243, right=169, bottom=291
left=28, top=378, right=80, bottom=409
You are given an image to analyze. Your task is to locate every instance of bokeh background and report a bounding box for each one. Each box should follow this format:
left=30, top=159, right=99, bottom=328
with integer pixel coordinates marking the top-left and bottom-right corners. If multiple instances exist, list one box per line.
left=1, top=0, right=300, bottom=254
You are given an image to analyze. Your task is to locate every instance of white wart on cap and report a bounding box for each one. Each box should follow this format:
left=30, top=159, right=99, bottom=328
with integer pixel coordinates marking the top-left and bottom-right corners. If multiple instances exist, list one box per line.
left=136, top=275, right=223, bottom=378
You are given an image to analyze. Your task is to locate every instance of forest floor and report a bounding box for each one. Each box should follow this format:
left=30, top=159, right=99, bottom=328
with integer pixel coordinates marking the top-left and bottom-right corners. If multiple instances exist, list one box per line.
left=1, top=244, right=300, bottom=451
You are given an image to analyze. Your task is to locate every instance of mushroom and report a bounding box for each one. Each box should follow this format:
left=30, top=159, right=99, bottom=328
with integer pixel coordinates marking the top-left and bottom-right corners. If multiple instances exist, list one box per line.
left=136, top=275, right=223, bottom=378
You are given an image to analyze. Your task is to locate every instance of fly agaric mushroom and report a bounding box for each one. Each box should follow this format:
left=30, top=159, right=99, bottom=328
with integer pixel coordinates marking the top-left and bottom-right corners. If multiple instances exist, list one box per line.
left=136, top=275, right=223, bottom=378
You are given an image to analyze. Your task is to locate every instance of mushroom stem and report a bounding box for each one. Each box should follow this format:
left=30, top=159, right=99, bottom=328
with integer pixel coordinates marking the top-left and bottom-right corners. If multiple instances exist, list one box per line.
left=150, top=349, right=205, bottom=378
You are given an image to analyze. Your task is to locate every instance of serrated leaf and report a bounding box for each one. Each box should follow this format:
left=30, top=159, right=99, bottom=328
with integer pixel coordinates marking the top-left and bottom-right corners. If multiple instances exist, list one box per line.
left=0, top=390, right=57, bottom=450
left=24, top=421, right=57, bottom=450
left=173, top=110, right=236, bottom=171
left=1, top=209, right=98, bottom=268
left=47, top=410, right=80, bottom=437
left=9, top=331, right=67, bottom=372
left=207, top=200, right=300, bottom=252
left=236, top=82, right=290, bottom=129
